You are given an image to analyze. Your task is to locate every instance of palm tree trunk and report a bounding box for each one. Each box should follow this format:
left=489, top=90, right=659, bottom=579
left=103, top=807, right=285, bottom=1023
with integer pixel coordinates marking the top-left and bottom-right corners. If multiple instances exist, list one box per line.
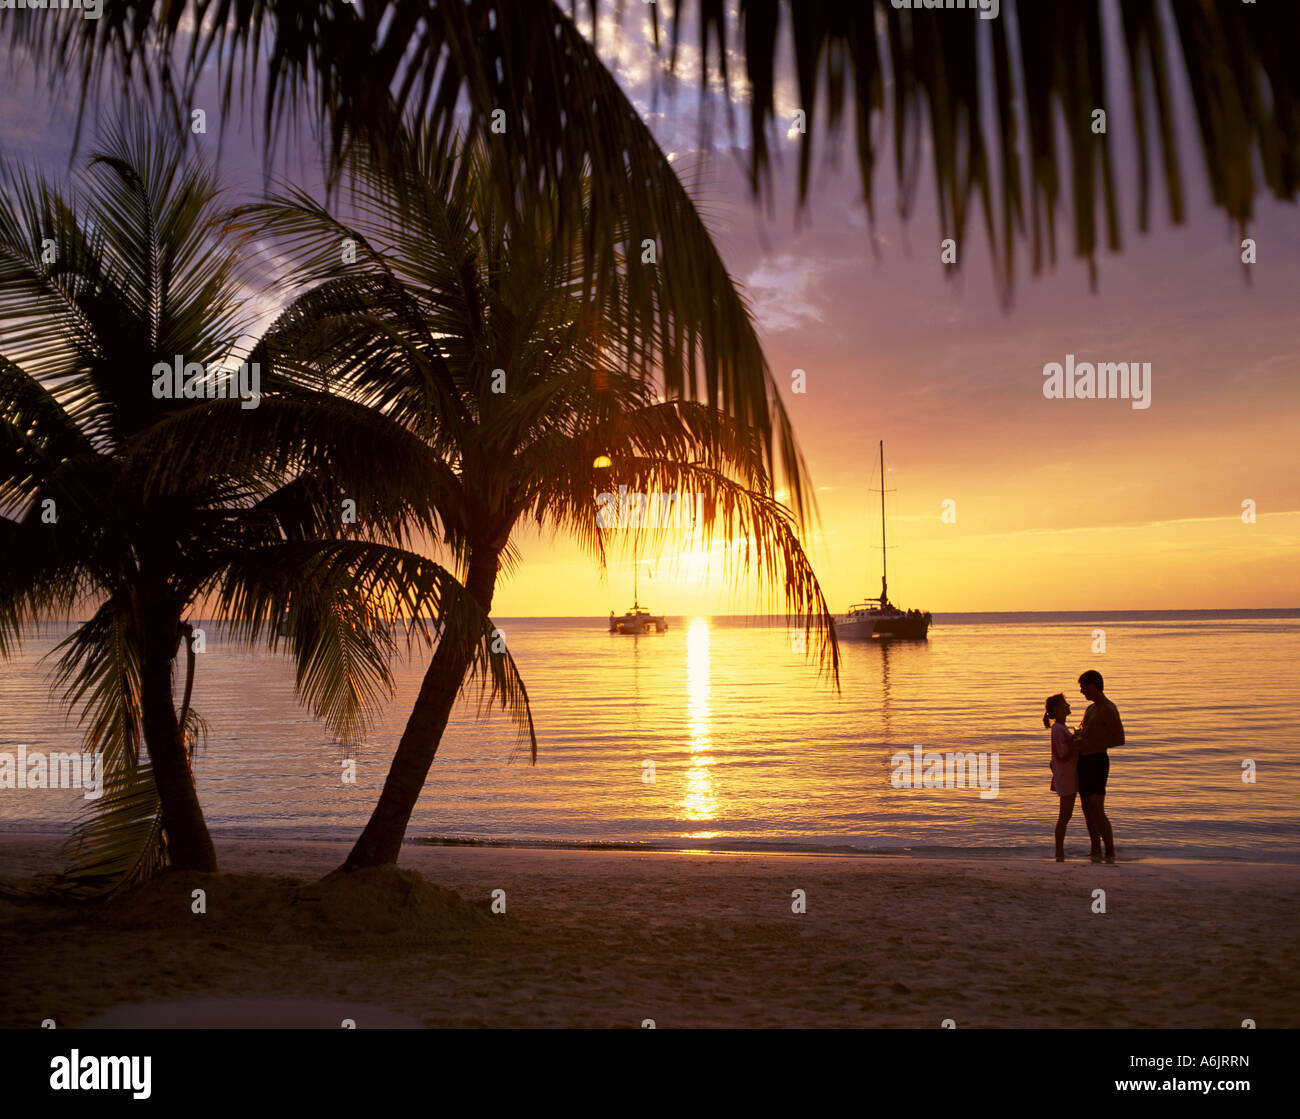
left=342, top=549, right=500, bottom=870
left=139, top=620, right=218, bottom=872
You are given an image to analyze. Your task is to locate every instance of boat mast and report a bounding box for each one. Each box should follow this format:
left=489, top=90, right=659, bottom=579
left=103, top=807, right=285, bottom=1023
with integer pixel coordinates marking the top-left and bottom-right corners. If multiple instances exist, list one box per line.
left=879, top=439, right=888, bottom=604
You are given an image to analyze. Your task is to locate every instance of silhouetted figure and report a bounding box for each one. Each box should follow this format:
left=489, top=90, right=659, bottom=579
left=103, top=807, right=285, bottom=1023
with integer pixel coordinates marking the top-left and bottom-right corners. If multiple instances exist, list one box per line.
left=1073, top=669, right=1123, bottom=861
left=1043, top=693, right=1082, bottom=861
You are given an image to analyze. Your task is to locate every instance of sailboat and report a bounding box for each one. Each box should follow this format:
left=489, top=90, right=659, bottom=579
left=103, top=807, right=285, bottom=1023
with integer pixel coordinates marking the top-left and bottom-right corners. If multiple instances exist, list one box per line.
left=836, top=441, right=932, bottom=640
left=609, top=564, right=669, bottom=634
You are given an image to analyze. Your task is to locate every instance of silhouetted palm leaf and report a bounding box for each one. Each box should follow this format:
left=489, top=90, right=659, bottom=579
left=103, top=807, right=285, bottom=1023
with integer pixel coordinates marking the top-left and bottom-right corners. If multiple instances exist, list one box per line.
left=218, top=538, right=537, bottom=754
left=9, top=1, right=1296, bottom=308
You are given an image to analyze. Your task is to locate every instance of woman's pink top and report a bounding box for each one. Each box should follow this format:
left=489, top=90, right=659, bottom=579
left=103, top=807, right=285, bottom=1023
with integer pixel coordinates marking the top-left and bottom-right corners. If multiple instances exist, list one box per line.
left=1050, top=722, right=1077, bottom=797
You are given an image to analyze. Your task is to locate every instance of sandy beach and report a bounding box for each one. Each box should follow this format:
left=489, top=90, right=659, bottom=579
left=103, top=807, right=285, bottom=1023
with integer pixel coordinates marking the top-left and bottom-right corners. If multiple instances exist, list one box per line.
left=2, top=835, right=1297, bottom=1029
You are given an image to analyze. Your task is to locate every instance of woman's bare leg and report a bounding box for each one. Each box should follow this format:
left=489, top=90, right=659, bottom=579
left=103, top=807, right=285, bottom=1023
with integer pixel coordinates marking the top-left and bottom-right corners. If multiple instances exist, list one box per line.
left=1055, top=795, right=1075, bottom=860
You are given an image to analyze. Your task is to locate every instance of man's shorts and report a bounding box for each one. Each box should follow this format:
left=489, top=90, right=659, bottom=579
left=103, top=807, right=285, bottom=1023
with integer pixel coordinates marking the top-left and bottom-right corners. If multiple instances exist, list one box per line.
left=1078, top=751, right=1110, bottom=798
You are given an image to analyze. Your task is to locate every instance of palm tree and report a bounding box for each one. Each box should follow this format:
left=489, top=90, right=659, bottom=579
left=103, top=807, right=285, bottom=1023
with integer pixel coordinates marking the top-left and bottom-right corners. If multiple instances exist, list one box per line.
left=0, top=120, right=533, bottom=880
left=8, top=1, right=1297, bottom=308
left=192, top=121, right=839, bottom=869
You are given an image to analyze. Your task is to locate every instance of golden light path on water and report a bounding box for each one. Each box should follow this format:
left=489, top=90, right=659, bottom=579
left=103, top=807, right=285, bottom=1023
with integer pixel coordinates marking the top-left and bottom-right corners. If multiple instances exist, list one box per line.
left=680, top=616, right=718, bottom=834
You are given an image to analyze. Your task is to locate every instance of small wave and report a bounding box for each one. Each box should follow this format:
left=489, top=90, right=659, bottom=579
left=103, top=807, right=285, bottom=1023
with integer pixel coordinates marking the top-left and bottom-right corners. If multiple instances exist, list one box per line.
left=406, top=834, right=1300, bottom=863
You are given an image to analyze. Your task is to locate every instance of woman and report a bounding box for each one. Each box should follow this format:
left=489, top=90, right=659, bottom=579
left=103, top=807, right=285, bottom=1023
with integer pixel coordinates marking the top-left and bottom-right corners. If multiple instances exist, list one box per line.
left=1043, top=693, right=1081, bottom=861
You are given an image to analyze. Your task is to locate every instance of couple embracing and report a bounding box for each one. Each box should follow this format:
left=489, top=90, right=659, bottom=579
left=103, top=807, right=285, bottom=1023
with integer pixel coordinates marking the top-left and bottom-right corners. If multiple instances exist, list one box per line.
left=1042, top=669, right=1123, bottom=862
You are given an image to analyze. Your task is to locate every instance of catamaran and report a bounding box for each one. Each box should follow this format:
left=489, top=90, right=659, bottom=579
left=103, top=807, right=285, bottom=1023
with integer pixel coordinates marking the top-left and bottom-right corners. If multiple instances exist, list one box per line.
left=836, top=440, right=932, bottom=640
left=609, top=564, right=668, bottom=634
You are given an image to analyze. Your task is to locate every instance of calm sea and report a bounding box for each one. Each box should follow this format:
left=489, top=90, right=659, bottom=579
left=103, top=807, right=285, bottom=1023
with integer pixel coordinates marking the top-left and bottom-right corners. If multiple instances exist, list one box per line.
left=2, top=612, right=1298, bottom=862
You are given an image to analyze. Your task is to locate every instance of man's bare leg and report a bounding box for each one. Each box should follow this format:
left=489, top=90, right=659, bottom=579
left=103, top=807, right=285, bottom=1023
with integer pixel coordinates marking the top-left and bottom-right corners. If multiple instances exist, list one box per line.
left=1083, top=793, right=1114, bottom=860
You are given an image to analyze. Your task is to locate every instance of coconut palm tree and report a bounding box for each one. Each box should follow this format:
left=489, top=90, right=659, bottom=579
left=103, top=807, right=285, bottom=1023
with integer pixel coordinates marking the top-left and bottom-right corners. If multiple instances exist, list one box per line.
left=7, top=1, right=1297, bottom=308
left=176, top=120, right=837, bottom=869
left=0, top=120, right=534, bottom=880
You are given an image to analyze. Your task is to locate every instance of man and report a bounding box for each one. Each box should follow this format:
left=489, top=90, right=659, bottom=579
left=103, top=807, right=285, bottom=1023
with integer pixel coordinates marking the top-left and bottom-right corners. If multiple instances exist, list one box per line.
left=1073, top=669, right=1123, bottom=862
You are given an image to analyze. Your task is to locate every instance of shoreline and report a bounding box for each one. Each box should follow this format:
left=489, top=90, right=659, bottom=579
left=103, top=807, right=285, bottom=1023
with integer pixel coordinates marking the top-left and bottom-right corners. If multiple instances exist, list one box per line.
left=4, top=827, right=1296, bottom=866
left=2, top=834, right=1298, bottom=1028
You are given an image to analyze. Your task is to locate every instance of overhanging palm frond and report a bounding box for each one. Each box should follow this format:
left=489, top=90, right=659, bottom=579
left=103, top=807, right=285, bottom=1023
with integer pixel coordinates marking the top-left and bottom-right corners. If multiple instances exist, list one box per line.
left=678, top=0, right=1299, bottom=298
left=9, top=1, right=1298, bottom=307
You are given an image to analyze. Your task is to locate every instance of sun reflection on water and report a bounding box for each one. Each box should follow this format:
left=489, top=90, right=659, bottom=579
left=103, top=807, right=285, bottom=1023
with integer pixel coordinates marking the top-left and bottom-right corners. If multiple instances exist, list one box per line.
left=679, top=617, right=718, bottom=826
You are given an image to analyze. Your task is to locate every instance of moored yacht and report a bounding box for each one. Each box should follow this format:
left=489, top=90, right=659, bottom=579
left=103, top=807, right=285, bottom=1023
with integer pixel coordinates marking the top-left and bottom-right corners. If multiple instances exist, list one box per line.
left=608, top=566, right=668, bottom=634
left=609, top=603, right=669, bottom=634
left=836, top=440, right=931, bottom=641
left=836, top=596, right=931, bottom=640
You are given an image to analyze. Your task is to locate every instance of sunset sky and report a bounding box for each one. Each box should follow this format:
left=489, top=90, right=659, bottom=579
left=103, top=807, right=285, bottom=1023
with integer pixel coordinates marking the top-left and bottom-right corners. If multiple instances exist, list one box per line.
left=522, top=14, right=1299, bottom=614
left=2, top=9, right=1296, bottom=614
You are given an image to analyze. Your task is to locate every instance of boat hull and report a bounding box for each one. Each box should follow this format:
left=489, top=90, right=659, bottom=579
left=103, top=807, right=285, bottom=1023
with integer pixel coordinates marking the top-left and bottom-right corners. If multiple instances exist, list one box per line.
left=610, top=616, right=668, bottom=634
left=835, top=612, right=931, bottom=640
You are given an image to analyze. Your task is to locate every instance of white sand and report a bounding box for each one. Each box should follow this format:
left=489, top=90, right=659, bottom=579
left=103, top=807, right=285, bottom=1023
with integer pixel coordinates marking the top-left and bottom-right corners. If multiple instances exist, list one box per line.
left=2, top=835, right=1297, bottom=1028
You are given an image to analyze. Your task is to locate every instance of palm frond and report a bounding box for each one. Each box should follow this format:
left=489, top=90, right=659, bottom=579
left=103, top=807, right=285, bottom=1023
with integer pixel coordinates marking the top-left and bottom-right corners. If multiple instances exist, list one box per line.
left=45, top=602, right=175, bottom=894
left=48, top=601, right=143, bottom=772
left=125, top=388, right=460, bottom=551
left=10, top=1, right=1298, bottom=305
left=711, top=0, right=1298, bottom=298
left=59, top=760, right=167, bottom=896
left=218, top=539, right=537, bottom=756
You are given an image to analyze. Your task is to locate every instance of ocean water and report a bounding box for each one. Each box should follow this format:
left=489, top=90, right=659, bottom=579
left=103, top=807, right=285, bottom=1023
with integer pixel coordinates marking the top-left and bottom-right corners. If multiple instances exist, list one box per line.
left=1, top=612, right=1298, bottom=862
